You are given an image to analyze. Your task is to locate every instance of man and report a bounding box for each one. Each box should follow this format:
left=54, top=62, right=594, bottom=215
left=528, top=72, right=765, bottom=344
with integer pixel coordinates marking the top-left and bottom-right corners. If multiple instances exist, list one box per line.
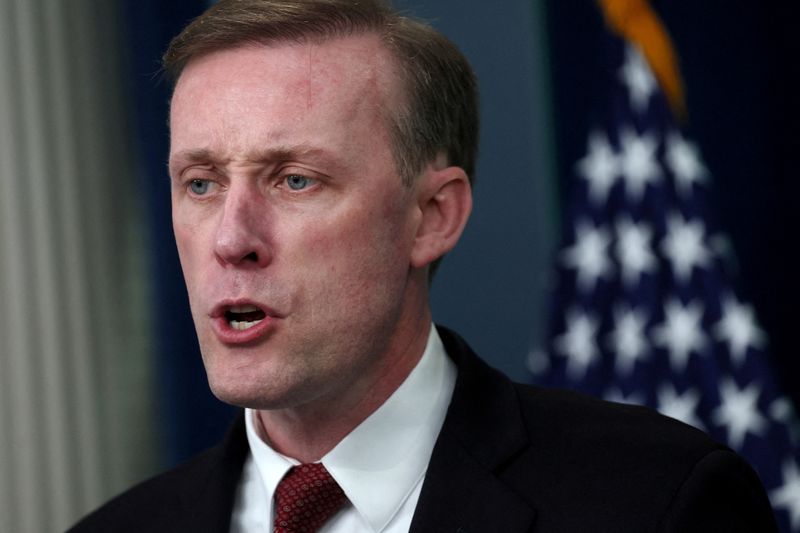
left=69, top=0, right=778, bottom=531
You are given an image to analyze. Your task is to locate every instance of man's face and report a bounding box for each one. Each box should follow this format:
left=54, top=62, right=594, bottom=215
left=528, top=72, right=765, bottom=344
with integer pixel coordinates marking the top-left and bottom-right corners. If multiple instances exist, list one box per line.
left=169, top=35, right=426, bottom=411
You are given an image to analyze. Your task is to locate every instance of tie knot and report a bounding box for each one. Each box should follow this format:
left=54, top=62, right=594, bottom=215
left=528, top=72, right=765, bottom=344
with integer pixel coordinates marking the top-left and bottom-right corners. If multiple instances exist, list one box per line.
left=273, top=463, right=347, bottom=533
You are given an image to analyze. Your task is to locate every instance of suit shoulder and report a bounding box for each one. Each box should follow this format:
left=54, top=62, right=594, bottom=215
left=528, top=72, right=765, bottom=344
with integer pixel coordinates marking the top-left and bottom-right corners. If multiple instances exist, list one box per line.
left=513, top=382, right=719, bottom=456
left=68, top=416, right=247, bottom=533
left=504, top=383, right=777, bottom=530
left=67, top=447, right=222, bottom=532
left=435, top=328, right=776, bottom=529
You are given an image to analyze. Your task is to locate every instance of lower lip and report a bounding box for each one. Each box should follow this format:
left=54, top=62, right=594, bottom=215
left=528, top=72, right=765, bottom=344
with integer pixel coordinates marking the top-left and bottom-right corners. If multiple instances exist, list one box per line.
left=211, top=315, right=276, bottom=345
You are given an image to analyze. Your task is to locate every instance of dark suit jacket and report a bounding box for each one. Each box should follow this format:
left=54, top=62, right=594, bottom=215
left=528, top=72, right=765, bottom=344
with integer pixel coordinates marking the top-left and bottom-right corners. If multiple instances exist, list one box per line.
left=68, top=327, right=778, bottom=532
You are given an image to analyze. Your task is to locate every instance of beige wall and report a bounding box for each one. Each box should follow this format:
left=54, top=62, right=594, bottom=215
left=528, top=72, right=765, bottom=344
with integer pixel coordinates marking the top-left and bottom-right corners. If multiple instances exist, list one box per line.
left=0, top=1, right=156, bottom=530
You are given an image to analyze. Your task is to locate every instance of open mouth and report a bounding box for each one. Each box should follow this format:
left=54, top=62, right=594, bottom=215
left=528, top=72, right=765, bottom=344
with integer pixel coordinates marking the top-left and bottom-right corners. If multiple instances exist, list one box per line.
left=224, top=304, right=267, bottom=331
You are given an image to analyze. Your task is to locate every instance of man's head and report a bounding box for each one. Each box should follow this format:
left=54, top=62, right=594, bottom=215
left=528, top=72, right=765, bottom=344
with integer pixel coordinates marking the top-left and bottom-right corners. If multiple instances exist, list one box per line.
left=165, top=0, right=476, bottom=418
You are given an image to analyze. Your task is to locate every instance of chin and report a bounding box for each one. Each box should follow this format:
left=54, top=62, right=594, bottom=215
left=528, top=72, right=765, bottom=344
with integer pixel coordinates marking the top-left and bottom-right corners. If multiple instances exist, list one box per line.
left=204, top=361, right=314, bottom=411
left=198, top=340, right=267, bottom=406
left=204, top=363, right=267, bottom=407
left=208, top=378, right=277, bottom=409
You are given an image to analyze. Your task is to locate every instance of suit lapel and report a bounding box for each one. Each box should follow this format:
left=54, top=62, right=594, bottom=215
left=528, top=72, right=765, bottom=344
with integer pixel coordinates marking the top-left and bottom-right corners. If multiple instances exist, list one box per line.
left=409, top=427, right=536, bottom=533
left=410, top=327, right=537, bottom=533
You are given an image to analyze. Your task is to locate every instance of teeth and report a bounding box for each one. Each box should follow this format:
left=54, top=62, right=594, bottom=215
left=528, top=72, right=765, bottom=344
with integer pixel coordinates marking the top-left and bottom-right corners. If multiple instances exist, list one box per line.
left=229, top=304, right=260, bottom=313
left=225, top=304, right=267, bottom=331
left=230, top=319, right=263, bottom=331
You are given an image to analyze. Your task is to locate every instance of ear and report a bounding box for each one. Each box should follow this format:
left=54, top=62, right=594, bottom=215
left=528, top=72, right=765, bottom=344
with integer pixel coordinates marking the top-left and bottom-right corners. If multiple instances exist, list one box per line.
left=410, top=163, right=472, bottom=269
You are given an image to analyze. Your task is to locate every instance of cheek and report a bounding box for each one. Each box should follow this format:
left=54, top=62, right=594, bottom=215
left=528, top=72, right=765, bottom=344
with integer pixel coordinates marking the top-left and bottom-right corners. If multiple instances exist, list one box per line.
left=298, top=202, right=409, bottom=278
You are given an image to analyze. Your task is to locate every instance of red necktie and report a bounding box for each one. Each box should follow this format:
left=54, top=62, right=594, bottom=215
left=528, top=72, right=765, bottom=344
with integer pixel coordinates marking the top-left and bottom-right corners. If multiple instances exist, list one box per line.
left=273, top=463, right=347, bottom=533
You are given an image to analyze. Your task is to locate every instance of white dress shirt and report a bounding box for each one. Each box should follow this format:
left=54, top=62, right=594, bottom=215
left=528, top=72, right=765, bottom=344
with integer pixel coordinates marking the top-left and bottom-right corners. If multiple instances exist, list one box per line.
left=229, top=325, right=457, bottom=533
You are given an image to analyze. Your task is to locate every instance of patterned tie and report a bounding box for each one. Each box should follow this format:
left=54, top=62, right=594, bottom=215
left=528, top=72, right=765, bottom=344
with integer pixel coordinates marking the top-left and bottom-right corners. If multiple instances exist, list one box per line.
left=273, top=463, right=347, bottom=533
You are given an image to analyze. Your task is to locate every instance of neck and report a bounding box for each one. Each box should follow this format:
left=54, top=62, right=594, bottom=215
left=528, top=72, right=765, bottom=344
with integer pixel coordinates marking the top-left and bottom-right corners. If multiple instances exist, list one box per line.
left=255, top=306, right=433, bottom=463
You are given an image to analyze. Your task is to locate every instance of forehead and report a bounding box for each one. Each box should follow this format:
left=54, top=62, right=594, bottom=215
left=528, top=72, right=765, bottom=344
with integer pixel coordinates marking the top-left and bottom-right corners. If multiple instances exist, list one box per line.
left=174, top=32, right=398, bottom=93
left=169, top=34, right=400, bottom=152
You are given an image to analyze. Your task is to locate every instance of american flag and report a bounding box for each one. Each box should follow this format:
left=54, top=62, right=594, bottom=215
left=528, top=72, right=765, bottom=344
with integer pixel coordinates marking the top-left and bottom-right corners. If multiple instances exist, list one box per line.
left=528, top=26, right=800, bottom=532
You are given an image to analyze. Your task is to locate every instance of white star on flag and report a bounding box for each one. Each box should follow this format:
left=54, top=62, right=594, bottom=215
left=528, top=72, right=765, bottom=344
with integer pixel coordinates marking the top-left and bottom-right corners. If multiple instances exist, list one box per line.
left=554, top=308, right=600, bottom=380
left=660, top=212, right=712, bottom=283
left=606, top=305, right=649, bottom=375
left=665, top=131, right=709, bottom=197
left=771, top=460, right=800, bottom=531
left=770, top=398, right=800, bottom=445
left=560, top=220, right=613, bottom=293
left=713, top=294, right=767, bottom=366
left=712, top=378, right=768, bottom=450
left=652, top=298, right=707, bottom=372
left=615, top=217, right=657, bottom=288
left=657, top=383, right=705, bottom=430
left=576, top=130, right=620, bottom=205
left=619, top=127, right=662, bottom=202
left=619, top=45, right=657, bottom=113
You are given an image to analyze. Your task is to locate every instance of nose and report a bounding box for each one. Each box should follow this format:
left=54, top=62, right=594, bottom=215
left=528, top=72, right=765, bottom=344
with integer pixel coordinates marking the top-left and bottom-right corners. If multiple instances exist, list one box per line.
left=213, top=187, right=272, bottom=268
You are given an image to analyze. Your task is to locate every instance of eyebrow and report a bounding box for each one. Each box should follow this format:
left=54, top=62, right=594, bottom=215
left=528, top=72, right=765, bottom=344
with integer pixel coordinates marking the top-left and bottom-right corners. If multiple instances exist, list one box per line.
left=168, top=145, right=335, bottom=173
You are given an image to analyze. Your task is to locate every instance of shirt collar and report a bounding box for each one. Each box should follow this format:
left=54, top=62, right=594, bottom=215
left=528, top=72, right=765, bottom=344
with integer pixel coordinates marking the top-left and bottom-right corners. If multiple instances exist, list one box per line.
left=244, top=324, right=456, bottom=532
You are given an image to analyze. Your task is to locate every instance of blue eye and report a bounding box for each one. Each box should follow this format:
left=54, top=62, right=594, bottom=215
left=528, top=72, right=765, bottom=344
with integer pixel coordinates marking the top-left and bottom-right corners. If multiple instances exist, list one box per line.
left=189, top=179, right=210, bottom=195
left=286, top=174, right=313, bottom=190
